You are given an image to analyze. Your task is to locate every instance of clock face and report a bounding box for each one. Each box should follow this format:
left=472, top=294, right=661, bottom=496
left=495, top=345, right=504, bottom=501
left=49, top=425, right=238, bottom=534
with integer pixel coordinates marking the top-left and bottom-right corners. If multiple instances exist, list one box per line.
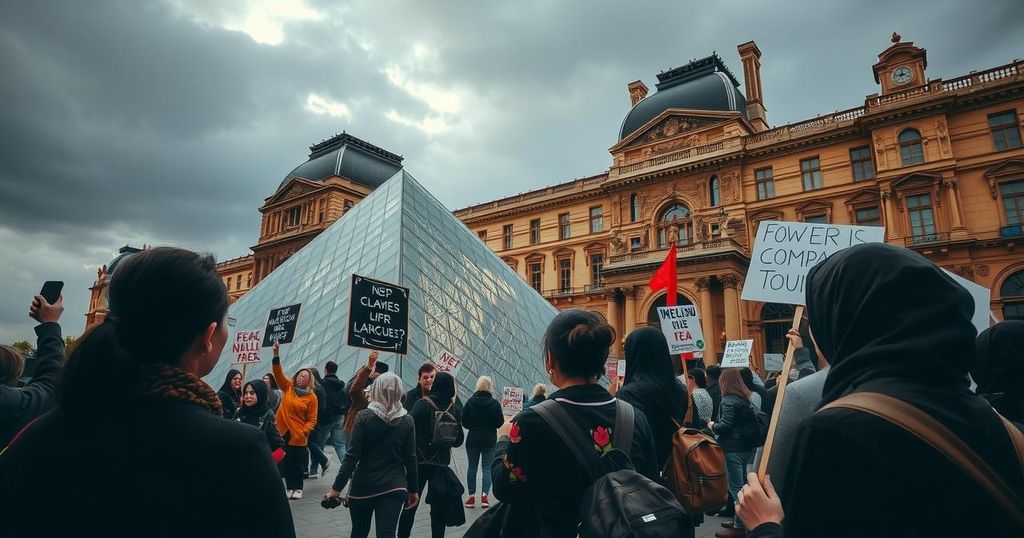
left=891, top=66, right=913, bottom=85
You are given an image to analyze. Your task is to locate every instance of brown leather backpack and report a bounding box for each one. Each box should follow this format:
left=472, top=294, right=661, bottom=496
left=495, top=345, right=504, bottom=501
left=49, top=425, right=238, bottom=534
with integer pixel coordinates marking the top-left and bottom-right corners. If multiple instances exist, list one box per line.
left=661, top=401, right=729, bottom=514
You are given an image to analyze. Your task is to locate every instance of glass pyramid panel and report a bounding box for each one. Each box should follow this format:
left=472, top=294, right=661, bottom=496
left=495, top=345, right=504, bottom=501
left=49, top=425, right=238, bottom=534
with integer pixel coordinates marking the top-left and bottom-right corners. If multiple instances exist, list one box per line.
left=206, top=170, right=557, bottom=398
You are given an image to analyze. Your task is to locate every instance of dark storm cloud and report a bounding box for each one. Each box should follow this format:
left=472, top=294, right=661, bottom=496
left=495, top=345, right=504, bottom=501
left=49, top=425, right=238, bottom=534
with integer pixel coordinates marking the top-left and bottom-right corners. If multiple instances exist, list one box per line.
left=0, top=0, right=1021, bottom=342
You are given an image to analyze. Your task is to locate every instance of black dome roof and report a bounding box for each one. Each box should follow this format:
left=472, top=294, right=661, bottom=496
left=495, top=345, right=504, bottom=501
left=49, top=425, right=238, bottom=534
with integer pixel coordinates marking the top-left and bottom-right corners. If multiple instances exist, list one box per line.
left=278, top=133, right=403, bottom=191
left=106, top=245, right=142, bottom=276
left=619, top=55, right=746, bottom=140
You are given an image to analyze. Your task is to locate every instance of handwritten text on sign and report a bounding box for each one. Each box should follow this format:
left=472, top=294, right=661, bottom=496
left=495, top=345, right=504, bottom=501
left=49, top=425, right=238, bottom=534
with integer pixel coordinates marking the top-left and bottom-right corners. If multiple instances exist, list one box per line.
left=501, top=387, right=524, bottom=416
left=605, top=358, right=618, bottom=379
left=721, top=339, right=754, bottom=368
left=348, top=274, right=410, bottom=354
left=742, top=221, right=885, bottom=305
left=764, top=353, right=785, bottom=372
left=657, top=305, right=705, bottom=356
left=433, top=350, right=462, bottom=378
left=262, top=304, right=302, bottom=347
left=233, top=330, right=262, bottom=364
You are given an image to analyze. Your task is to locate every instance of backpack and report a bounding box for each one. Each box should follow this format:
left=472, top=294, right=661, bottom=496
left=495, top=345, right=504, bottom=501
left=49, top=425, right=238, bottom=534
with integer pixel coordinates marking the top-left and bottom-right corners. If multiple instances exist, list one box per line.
left=737, top=402, right=770, bottom=447
left=324, top=377, right=350, bottom=419
left=532, top=399, right=688, bottom=538
left=424, top=398, right=460, bottom=450
left=661, top=400, right=729, bottom=513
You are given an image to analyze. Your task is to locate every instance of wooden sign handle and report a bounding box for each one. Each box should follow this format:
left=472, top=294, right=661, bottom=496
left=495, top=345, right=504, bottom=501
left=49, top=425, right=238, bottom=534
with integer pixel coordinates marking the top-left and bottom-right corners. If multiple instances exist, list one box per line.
left=757, top=305, right=805, bottom=481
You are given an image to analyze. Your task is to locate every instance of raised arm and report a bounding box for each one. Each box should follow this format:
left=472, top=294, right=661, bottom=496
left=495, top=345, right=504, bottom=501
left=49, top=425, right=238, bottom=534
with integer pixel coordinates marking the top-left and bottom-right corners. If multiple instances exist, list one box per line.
left=271, top=340, right=292, bottom=392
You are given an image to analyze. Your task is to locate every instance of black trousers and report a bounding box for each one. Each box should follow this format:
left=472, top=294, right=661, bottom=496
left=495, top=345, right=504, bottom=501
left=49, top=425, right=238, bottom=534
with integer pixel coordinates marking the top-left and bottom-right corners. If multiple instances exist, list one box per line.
left=283, top=445, right=309, bottom=490
left=349, top=491, right=408, bottom=538
left=396, top=464, right=445, bottom=538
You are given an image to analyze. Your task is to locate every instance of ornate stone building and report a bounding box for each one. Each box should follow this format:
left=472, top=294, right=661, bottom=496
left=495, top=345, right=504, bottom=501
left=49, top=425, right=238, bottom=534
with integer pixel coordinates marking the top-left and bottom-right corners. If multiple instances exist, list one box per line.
left=455, top=36, right=1024, bottom=369
left=85, top=245, right=143, bottom=329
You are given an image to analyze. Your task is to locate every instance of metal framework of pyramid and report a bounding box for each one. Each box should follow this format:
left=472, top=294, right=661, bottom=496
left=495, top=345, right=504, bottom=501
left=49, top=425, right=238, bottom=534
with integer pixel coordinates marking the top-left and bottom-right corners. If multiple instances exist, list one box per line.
left=206, top=170, right=558, bottom=397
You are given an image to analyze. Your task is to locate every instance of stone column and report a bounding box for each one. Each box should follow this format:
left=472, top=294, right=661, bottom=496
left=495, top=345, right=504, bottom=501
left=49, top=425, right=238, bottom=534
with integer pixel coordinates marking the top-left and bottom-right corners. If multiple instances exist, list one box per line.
left=943, top=176, right=967, bottom=236
left=605, top=288, right=622, bottom=357
left=721, top=274, right=742, bottom=341
left=881, top=188, right=898, bottom=242
left=696, top=277, right=717, bottom=364
left=623, top=287, right=637, bottom=339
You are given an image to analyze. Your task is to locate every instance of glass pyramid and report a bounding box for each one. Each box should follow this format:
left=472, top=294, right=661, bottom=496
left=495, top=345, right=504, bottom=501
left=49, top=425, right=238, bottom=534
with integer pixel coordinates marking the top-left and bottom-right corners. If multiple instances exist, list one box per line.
left=206, top=170, right=558, bottom=398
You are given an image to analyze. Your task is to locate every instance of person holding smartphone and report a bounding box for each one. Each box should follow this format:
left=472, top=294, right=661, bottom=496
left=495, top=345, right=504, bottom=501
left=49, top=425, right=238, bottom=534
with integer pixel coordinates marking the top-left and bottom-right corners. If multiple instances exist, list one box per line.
left=0, top=289, right=65, bottom=448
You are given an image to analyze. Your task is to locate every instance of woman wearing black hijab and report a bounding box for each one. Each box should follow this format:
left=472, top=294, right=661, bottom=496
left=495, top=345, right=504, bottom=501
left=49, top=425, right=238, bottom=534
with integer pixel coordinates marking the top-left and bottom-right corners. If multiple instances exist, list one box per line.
left=737, top=243, right=1024, bottom=537
left=974, top=320, right=1024, bottom=425
left=218, top=368, right=242, bottom=419
left=236, top=380, right=286, bottom=460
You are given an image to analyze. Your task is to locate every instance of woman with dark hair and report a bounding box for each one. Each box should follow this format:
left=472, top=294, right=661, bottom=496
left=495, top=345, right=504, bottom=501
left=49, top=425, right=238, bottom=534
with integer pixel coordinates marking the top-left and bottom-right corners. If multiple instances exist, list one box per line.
left=271, top=341, right=319, bottom=500
left=218, top=369, right=243, bottom=419
left=263, top=373, right=282, bottom=412
left=974, top=320, right=1024, bottom=424
left=237, top=379, right=286, bottom=461
left=686, top=368, right=714, bottom=425
left=397, top=371, right=464, bottom=538
left=737, top=243, right=1024, bottom=537
left=491, top=309, right=659, bottom=538
left=710, top=368, right=758, bottom=537
left=740, top=368, right=766, bottom=410
left=0, top=247, right=295, bottom=537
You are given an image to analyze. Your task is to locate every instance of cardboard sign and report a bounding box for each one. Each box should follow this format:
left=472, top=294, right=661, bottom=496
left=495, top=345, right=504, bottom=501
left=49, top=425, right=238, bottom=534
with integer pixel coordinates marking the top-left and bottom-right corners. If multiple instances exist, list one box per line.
left=656, top=305, right=705, bottom=356
left=232, top=330, right=262, bottom=364
left=721, top=339, right=754, bottom=368
left=742, top=221, right=885, bottom=305
left=605, top=358, right=618, bottom=379
left=262, top=304, right=302, bottom=346
left=617, top=360, right=626, bottom=381
left=433, top=350, right=462, bottom=378
left=943, top=269, right=992, bottom=334
left=764, top=353, right=785, bottom=372
left=501, top=386, right=524, bottom=416
left=347, top=274, right=410, bottom=354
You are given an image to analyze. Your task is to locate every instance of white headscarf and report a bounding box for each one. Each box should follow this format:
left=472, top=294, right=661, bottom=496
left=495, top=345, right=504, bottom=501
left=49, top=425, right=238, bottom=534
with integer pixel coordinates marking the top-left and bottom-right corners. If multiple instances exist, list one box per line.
left=367, top=372, right=407, bottom=423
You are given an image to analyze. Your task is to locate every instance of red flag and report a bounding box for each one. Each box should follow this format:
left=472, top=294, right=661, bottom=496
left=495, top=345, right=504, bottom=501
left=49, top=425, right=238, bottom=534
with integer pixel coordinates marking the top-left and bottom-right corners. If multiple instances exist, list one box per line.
left=649, top=243, right=678, bottom=306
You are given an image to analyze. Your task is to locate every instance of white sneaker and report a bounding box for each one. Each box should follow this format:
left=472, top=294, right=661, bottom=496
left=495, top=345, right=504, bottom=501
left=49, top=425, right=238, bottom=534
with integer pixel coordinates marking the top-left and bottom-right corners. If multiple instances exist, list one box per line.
left=292, top=489, right=303, bottom=499
left=286, top=489, right=295, bottom=499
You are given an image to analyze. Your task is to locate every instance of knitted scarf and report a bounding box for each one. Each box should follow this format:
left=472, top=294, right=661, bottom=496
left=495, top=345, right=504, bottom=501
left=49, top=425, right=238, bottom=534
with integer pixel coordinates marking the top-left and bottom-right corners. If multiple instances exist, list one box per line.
left=133, top=363, right=224, bottom=416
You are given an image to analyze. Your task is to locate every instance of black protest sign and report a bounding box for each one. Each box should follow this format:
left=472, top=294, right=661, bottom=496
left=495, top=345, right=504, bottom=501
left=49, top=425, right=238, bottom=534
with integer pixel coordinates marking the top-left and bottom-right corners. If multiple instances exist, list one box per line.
left=348, top=274, right=410, bottom=354
left=262, top=304, right=302, bottom=346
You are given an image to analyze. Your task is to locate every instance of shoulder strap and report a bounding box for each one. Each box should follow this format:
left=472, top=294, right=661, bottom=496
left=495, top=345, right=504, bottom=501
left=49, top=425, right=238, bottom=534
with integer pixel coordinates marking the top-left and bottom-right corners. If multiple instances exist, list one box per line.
left=822, top=392, right=1024, bottom=526
left=532, top=400, right=602, bottom=479
left=998, top=414, right=1024, bottom=477
left=611, top=399, right=634, bottom=458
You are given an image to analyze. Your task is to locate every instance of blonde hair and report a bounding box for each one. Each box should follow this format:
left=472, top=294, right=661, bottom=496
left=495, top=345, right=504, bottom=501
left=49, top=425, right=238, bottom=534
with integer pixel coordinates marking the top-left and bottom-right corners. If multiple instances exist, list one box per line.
left=0, top=345, right=26, bottom=387
left=532, top=383, right=547, bottom=398
left=475, top=375, right=494, bottom=393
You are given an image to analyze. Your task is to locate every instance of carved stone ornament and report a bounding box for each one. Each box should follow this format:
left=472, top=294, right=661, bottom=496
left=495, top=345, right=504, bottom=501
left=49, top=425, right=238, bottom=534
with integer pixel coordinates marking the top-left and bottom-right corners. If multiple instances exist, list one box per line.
left=873, top=133, right=887, bottom=168
left=640, top=224, right=652, bottom=248
left=935, top=118, right=950, bottom=155
left=941, top=176, right=958, bottom=190
left=976, top=265, right=990, bottom=277
left=950, top=264, right=975, bottom=280
left=610, top=228, right=627, bottom=254
left=695, top=277, right=712, bottom=292
left=666, top=224, right=680, bottom=245
left=635, top=116, right=721, bottom=145
left=719, top=274, right=741, bottom=289
left=604, top=288, right=622, bottom=302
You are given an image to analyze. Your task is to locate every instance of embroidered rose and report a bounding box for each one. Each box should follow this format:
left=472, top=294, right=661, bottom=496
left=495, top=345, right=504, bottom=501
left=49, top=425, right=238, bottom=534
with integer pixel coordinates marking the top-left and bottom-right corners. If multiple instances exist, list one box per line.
left=509, top=422, right=522, bottom=443
left=592, top=425, right=612, bottom=453
left=503, top=454, right=527, bottom=482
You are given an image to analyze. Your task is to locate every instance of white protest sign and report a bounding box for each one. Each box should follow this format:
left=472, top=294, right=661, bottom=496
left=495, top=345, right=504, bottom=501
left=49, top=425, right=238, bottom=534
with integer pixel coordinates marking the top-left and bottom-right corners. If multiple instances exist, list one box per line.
left=433, top=350, right=462, bottom=378
left=943, top=269, right=992, bottom=334
left=232, top=329, right=262, bottom=364
left=742, top=221, right=885, bottom=305
left=764, top=353, right=785, bottom=372
left=501, top=387, right=524, bottom=416
left=657, top=305, right=705, bottom=356
left=617, top=360, right=626, bottom=381
left=721, top=339, right=753, bottom=368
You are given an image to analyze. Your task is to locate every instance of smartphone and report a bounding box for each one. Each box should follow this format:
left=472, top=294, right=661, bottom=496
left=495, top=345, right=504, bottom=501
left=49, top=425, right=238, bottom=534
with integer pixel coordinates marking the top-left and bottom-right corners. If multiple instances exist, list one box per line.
left=40, top=281, right=64, bottom=304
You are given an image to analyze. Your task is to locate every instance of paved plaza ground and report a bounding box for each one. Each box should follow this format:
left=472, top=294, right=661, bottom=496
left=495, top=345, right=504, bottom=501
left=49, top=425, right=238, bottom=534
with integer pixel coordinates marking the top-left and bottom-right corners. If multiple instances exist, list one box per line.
left=289, top=449, right=734, bottom=538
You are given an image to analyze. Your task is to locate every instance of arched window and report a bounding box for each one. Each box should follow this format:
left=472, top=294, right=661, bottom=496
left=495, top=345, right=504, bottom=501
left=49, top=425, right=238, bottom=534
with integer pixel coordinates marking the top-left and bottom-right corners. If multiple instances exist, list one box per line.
left=1000, top=269, right=1024, bottom=321
left=657, top=202, right=693, bottom=248
left=899, top=129, right=924, bottom=166
left=630, top=193, right=639, bottom=222
left=709, top=175, right=720, bottom=207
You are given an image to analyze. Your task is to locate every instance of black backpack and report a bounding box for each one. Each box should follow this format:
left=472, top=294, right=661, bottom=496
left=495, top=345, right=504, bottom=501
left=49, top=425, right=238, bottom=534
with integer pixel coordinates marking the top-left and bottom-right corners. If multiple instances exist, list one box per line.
left=532, top=400, right=688, bottom=538
left=739, top=403, right=770, bottom=447
left=424, top=398, right=460, bottom=449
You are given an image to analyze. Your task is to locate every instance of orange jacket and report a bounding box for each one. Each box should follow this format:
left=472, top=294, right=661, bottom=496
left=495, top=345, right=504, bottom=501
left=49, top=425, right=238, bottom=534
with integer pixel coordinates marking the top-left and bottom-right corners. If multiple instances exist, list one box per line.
left=272, top=358, right=318, bottom=447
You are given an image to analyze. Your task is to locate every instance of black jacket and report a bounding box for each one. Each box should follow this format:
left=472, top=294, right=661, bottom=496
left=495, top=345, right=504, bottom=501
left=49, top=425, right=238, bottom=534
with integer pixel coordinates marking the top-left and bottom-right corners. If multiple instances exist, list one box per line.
left=461, top=390, right=504, bottom=449
left=711, top=394, right=757, bottom=453
left=403, top=384, right=426, bottom=412
left=0, top=322, right=63, bottom=448
left=0, top=399, right=295, bottom=537
left=321, top=374, right=349, bottom=422
left=237, top=409, right=285, bottom=452
left=425, top=466, right=466, bottom=527
left=332, top=409, right=417, bottom=498
left=492, top=384, right=658, bottom=538
left=618, top=378, right=688, bottom=468
left=707, top=381, right=722, bottom=422
left=410, top=395, right=464, bottom=465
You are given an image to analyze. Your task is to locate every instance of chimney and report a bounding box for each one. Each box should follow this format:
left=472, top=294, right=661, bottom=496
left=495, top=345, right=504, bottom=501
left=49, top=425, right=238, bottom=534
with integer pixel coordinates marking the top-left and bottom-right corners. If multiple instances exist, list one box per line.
left=737, top=41, right=769, bottom=132
left=627, top=80, right=648, bottom=106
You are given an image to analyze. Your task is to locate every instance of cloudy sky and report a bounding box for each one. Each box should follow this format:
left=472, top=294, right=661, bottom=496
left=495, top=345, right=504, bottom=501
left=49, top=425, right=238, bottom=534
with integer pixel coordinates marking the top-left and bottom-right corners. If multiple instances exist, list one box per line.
left=1, top=0, right=1021, bottom=343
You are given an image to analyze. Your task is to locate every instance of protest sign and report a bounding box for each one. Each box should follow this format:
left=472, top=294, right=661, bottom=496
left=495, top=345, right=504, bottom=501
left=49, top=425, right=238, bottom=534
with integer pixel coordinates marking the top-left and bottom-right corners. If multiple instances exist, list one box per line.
left=656, top=305, right=705, bottom=356
left=721, top=339, right=753, bottom=368
left=605, top=358, right=618, bottom=379
left=742, top=221, right=885, bottom=305
left=617, top=360, right=626, bottom=381
left=943, top=269, right=992, bottom=334
left=501, top=387, right=524, bottom=416
left=764, top=353, right=784, bottom=372
left=232, top=329, right=262, bottom=364
left=262, top=304, right=302, bottom=346
left=347, top=274, right=410, bottom=354
left=433, top=350, right=462, bottom=378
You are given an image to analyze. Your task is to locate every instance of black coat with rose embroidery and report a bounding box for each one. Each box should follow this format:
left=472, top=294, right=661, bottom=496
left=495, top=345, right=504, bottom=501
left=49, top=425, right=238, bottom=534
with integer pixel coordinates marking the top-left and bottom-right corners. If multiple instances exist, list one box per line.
left=491, top=384, right=659, bottom=538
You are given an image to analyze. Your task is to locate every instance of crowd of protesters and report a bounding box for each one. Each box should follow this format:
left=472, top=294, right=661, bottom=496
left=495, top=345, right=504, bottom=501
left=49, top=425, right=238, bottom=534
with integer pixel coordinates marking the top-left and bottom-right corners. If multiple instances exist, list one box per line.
left=1, top=242, right=1023, bottom=538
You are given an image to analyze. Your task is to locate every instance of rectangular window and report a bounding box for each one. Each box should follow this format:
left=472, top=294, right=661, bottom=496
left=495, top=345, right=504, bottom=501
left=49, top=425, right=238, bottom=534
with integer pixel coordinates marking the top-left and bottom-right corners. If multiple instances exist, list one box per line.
left=503, top=224, right=513, bottom=250
left=1001, top=181, right=1024, bottom=225
left=630, top=237, right=642, bottom=251
left=530, top=219, right=541, bottom=245
left=528, top=263, right=542, bottom=292
left=990, top=110, right=1022, bottom=151
left=589, top=206, right=603, bottom=234
left=590, top=254, right=603, bottom=287
left=801, top=157, right=823, bottom=191
left=286, top=206, right=302, bottom=227
left=559, top=259, right=572, bottom=292
left=907, top=193, right=936, bottom=239
left=850, top=146, right=875, bottom=181
left=318, top=198, right=326, bottom=223
left=855, top=206, right=882, bottom=227
left=235, top=276, right=241, bottom=291
left=343, top=200, right=354, bottom=211
left=755, top=168, right=775, bottom=200
left=477, top=230, right=487, bottom=242
left=805, top=214, right=828, bottom=224
left=559, top=213, right=571, bottom=239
